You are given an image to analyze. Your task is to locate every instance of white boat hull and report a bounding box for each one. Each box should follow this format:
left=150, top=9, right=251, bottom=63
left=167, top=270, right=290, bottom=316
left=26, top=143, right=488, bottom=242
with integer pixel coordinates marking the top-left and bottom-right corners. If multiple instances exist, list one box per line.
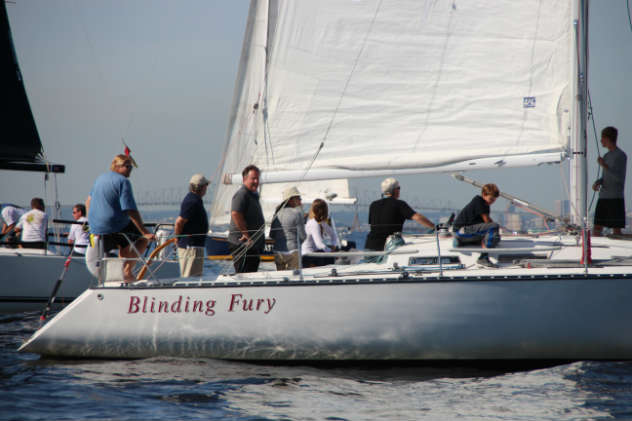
left=20, top=273, right=632, bottom=360
left=0, top=251, right=180, bottom=314
left=0, top=252, right=94, bottom=314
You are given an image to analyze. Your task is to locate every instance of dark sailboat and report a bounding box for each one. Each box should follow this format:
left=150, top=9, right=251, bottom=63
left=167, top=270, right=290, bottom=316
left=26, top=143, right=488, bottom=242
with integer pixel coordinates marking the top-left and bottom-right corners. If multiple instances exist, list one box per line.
left=0, top=1, right=63, bottom=173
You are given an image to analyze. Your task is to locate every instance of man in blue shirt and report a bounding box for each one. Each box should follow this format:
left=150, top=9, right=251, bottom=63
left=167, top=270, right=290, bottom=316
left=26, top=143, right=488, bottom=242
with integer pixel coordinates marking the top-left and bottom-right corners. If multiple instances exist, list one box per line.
left=174, top=173, right=209, bottom=277
left=86, top=154, right=154, bottom=283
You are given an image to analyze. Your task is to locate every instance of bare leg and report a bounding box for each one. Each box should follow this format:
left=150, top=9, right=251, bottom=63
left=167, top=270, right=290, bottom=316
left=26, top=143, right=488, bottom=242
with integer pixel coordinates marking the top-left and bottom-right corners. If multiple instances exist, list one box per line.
left=613, top=228, right=623, bottom=235
left=119, top=238, right=149, bottom=283
left=593, top=224, right=603, bottom=237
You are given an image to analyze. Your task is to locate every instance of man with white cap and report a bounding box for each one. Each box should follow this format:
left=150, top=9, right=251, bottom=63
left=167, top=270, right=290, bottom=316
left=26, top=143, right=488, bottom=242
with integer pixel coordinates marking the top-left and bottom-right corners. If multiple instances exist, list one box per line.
left=365, top=177, right=435, bottom=251
left=174, top=174, right=209, bottom=277
left=269, top=186, right=306, bottom=270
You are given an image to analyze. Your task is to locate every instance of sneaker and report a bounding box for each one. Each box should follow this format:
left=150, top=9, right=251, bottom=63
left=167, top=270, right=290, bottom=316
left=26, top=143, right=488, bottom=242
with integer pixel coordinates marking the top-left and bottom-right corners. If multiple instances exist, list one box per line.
left=477, top=256, right=497, bottom=268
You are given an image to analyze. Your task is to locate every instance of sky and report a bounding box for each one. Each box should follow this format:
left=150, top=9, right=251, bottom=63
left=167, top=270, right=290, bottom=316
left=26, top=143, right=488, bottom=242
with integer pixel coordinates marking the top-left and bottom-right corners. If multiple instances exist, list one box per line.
left=2, top=0, right=632, bottom=216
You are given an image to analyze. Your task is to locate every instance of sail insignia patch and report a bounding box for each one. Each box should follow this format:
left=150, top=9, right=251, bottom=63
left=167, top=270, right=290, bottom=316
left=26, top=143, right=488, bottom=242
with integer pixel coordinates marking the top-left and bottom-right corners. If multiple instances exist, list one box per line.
left=523, top=97, right=536, bottom=108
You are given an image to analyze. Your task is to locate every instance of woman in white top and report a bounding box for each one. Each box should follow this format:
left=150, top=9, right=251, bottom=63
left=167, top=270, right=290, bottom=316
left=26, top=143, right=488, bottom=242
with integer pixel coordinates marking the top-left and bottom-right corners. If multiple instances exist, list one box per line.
left=68, top=203, right=89, bottom=255
left=15, top=197, right=48, bottom=249
left=301, top=199, right=340, bottom=267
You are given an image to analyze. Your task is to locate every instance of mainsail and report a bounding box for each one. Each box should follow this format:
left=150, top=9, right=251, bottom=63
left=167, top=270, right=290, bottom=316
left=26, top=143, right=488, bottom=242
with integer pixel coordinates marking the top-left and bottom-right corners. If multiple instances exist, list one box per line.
left=211, top=0, right=575, bottom=223
left=0, top=2, right=63, bottom=173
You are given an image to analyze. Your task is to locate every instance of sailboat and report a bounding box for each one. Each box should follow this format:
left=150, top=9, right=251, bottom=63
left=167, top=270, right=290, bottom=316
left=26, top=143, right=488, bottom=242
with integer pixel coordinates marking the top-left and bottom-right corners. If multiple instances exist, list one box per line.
left=0, top=2, right=178, bottom=314
left=0, top=0, right=95, bottom=314
left=20, top=0, right=632, bottom=360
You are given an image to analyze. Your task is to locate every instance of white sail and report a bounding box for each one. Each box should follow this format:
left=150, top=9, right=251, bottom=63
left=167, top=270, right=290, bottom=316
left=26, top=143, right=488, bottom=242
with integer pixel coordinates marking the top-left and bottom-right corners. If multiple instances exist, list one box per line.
left=212, top=0, right=575, bottom=222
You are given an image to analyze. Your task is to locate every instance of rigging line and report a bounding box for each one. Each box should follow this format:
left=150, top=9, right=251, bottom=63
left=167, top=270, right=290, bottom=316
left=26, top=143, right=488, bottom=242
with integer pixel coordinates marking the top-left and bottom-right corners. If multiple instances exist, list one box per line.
left=262, top=3, right=275, bottom=168
left=587, top=89, right=600, bottom=212
left=628, top=0, right=632, bottom=32
left=301, top=0, right=384, bottom=179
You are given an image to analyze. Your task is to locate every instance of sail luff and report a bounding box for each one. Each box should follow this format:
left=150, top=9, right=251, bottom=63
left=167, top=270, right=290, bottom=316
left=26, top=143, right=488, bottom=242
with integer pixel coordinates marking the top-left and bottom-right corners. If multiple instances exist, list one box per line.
left=210, top=0, right=269, bottom=225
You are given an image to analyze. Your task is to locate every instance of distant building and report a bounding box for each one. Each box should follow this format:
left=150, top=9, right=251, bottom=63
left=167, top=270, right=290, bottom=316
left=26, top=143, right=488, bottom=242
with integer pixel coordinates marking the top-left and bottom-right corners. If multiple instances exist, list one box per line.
left=504, top=212, right=522, bottom=233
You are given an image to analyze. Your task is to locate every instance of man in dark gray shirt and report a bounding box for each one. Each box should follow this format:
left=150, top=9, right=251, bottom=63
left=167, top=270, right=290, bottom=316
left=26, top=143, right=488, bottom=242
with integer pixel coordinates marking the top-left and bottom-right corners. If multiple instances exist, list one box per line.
left=228, top=165, right=265, bottom=272
left=593, top=126, right=627, bottom=236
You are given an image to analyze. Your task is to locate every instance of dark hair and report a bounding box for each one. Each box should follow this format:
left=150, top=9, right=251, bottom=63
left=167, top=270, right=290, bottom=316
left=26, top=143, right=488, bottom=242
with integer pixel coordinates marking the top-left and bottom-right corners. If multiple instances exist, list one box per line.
left=308, top=199, right=328, bottom=222
left=31, top=197, right=45, bottom=211
left=481, top=183, right=500, bottom=198
left=242, top=165, right=261, bottom=178
left=602, top=126, right=618, bottom=144
left=74, top=203, right=86, bottom=216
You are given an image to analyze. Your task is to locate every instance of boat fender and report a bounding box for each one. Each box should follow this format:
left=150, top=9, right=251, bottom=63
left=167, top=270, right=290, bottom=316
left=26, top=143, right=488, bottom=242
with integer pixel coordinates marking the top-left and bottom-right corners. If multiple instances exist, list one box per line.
left=155, top=228, right=175, bottom=259
left=85, top=234, right=102, bottom=278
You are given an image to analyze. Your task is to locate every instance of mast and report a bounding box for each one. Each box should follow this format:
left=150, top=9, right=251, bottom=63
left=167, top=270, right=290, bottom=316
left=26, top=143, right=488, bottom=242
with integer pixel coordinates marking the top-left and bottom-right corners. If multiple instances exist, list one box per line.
left=571, top=0, right=589, bottom=226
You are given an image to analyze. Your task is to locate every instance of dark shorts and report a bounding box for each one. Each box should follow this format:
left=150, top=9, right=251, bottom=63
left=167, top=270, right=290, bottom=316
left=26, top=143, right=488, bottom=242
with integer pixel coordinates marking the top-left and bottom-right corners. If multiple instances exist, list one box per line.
left=302, top=250, right=335, bottom=268
left=20, top=241, right=46, bottom=249
left=228, top=242, right=262, bottom=273
left=594, top=198, right=625, bottom=228
left=102, top=221, right=143, bottom=252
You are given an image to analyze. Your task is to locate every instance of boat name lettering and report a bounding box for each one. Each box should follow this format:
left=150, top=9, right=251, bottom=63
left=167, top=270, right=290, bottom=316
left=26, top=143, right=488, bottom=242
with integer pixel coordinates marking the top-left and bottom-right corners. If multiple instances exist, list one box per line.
left=228, top=293, right=276, bottom=314
left=128, top=295, right=216, bottom=316
left=126, top=294, right=277, bottom=316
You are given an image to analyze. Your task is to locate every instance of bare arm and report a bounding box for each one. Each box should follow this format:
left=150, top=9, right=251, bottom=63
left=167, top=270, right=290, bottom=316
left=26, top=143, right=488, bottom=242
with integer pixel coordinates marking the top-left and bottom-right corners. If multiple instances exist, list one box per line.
left=1, top=223, right=15, bottom=236
left=231, top=211, right=250, bottom=242
left=174, top=216, right=187, bottom=237
left=127, top=209, right=154, bottom=241
left=481, top=213, right=493, bottom=223
left=411, top=213, right=435, bottom=229
left=85, top=196, right=91, bottom=215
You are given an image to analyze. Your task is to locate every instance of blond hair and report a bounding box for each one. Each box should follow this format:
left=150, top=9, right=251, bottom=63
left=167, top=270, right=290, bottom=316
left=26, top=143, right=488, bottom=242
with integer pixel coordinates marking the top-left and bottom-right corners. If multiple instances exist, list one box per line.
left=110, top=154, right=132, bottom=171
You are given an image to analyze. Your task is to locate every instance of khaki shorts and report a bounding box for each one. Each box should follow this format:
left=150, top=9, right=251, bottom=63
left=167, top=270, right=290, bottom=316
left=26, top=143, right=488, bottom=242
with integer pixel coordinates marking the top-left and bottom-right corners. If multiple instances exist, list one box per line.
left=177, top=247, right=206, bottom=277
left=274, top=250, right=300, bottom=271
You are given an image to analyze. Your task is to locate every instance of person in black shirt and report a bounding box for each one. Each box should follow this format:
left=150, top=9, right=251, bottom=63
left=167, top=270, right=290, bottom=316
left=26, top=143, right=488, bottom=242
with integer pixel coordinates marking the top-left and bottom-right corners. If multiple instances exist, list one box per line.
left=453, top=183, right=500, bottom=267
left=228, top=165, right=265, bottom=273
left=365, top=178, right=435, bottom=252
left=174, top=174, right=209, bottom=277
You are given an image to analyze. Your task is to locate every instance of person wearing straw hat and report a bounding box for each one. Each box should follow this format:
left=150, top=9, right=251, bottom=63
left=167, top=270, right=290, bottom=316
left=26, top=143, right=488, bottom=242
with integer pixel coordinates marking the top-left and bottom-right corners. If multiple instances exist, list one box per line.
left=365, top=177, right=435, bottom=251
left=174, top=174, right=210, bottom=277
left=270, top=186, right=306, bottom=270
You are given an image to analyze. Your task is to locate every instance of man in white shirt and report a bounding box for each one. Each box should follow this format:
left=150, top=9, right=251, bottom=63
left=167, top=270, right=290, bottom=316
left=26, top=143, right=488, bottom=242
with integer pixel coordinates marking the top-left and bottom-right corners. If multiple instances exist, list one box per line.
left=15, top=198, right=48, bottom=249
left=68, top=203, right=89, bottom=255
left=1, top=204, right=26, bottom=247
